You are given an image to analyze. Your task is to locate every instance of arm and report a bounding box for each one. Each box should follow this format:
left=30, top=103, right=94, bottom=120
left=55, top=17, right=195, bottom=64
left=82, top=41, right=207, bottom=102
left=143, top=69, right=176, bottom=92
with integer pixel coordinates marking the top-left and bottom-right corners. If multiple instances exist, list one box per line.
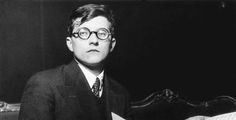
left=18, top=74, right=55, bottom=120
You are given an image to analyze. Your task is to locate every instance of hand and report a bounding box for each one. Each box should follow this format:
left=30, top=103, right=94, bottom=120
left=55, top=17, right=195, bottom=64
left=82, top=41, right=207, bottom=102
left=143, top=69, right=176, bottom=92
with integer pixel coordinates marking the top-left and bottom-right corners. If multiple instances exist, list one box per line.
left=185, top=115, right=210, bottom=120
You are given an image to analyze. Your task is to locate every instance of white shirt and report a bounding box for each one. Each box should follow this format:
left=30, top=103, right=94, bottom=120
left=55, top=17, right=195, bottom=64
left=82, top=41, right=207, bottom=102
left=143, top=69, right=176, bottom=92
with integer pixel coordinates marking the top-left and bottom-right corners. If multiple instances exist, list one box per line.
left=77, top=62, right=104, bottom=97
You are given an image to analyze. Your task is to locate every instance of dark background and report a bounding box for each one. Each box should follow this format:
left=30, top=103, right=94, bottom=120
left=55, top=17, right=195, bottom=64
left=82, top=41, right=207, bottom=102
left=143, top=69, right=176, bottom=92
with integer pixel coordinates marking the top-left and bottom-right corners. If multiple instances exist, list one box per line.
left=0, top=0, right=236, bottom=103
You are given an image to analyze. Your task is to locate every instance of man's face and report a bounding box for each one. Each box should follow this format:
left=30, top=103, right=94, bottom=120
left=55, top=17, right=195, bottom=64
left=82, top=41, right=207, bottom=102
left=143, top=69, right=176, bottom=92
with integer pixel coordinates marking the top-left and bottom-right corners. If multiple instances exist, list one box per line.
left=66, top=16, right=116, bottom=67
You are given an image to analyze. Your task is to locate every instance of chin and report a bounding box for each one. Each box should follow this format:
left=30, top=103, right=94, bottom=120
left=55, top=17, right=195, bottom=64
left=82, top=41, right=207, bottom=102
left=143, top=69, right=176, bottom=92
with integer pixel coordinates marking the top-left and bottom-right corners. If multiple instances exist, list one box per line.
left=87, top=56, right=105, bottom=64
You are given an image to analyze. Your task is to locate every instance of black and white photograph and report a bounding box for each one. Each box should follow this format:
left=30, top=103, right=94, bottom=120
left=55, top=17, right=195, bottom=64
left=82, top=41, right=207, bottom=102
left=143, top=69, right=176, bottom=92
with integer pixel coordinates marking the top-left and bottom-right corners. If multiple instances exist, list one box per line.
left=0, top=0, right=236, bottom=120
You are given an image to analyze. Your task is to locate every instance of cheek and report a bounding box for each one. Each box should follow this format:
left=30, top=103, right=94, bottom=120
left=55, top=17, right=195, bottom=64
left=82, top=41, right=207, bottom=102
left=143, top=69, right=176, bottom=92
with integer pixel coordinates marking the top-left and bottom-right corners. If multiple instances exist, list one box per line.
left=101, top=44, right=112, bottom=54
left=71, top=41, right=86, bottom=54
left=72, top=41, right=82, bottom=49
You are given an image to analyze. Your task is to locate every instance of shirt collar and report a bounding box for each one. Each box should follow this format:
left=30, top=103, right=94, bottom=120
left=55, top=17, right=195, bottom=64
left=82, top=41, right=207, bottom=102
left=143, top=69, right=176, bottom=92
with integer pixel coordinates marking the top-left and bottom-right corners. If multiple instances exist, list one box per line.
left=77, top=61, right=104, bottom=89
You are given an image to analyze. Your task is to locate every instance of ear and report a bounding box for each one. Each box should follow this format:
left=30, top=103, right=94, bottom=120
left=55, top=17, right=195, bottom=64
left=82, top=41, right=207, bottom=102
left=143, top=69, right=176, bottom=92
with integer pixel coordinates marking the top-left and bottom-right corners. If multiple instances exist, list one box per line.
left=66, top=37, right=74, bottom=52
left=109, top=37, right=116, bottom=52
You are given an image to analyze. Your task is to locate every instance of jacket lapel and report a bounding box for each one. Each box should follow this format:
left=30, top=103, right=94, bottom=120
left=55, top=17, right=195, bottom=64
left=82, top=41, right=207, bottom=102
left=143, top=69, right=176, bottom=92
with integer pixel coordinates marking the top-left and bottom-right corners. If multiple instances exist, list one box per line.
left=103, top=75, right=112, bottom=120
left=104, top=75, right=126, bottom=120
left=59, top=60, right=102, bottom=120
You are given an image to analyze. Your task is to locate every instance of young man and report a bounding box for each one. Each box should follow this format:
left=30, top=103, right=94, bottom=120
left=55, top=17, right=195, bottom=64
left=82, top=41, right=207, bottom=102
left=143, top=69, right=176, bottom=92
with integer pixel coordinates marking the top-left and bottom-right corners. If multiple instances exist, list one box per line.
left=19, top=4, right=130, bottom=120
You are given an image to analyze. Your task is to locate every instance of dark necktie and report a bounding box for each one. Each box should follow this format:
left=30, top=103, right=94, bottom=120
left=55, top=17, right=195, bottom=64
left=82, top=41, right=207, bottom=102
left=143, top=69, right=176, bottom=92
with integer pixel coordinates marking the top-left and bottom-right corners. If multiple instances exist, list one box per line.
left=92, top=77, right=100, bottom=98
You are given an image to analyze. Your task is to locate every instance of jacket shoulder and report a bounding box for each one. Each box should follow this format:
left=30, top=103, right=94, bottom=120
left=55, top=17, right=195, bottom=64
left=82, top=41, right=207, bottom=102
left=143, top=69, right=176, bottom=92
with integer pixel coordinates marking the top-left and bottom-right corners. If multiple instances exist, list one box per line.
left=27, top=64, right=66, bottom=86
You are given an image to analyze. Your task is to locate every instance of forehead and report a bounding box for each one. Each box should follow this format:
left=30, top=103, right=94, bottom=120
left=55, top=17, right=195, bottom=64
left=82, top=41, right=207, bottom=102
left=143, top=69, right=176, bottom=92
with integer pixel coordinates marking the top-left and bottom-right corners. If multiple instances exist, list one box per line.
left=73, top=16, right=111, bottom=31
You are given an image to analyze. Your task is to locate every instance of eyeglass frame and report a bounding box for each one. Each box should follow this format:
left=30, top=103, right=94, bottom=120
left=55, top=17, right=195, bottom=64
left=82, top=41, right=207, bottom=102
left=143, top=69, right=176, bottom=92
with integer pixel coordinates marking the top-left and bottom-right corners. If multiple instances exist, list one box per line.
left=71, top=27, right=112, bottom=40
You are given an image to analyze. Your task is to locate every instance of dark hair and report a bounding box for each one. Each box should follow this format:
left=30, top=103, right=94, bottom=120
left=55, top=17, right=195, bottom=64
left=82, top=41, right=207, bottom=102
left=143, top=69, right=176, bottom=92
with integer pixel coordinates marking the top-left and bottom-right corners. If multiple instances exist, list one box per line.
left=67, top=4, right=115, bottom=37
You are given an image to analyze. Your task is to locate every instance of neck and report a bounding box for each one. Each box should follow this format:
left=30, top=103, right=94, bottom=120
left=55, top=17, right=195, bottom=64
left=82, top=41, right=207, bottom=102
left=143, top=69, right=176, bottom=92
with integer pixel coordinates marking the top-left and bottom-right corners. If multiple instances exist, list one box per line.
left=84, top=63, right=103, bottom=76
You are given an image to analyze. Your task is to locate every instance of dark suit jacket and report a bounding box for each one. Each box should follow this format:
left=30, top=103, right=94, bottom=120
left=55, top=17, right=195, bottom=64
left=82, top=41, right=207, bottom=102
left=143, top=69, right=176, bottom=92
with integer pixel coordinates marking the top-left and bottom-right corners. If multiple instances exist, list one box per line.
left=19, top=60, right=130, bottom=120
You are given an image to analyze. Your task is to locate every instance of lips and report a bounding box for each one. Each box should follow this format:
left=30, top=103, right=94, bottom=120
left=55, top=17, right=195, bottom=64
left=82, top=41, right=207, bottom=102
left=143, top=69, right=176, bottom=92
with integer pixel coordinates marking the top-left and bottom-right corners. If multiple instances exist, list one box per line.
left=87, top=49, right=99, bottom=52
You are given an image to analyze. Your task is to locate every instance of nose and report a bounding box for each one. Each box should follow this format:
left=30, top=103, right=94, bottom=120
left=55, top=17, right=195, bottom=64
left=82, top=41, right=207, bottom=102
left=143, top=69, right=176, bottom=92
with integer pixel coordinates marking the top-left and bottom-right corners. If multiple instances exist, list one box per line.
left=88, top=33, right=99, bottom=45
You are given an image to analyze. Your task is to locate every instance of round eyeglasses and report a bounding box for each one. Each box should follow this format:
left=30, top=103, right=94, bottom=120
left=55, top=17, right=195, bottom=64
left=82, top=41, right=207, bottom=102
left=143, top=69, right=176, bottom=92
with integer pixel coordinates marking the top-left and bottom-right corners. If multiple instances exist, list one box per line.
left=72, top=27, right=111, bottom=40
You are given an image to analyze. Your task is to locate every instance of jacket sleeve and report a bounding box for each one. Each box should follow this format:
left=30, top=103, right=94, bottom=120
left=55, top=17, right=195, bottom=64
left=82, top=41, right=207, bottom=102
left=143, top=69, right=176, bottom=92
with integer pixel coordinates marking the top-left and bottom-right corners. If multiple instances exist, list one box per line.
left=18, top=74, right=55, bottom=120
